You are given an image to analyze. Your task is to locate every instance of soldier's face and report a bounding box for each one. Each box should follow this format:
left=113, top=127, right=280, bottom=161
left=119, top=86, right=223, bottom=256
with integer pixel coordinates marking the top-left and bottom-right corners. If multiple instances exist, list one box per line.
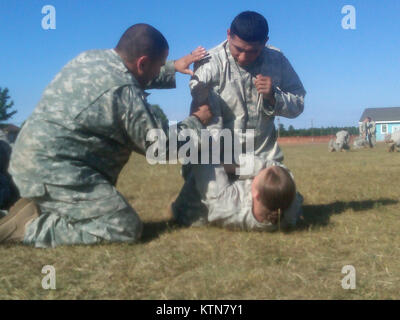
left=227, top=31, right=266, bottom=67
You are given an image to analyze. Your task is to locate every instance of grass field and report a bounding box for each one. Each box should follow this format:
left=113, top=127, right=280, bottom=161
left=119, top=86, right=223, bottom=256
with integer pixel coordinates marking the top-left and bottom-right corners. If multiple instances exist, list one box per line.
left=0, top=143, right=399, bottom=300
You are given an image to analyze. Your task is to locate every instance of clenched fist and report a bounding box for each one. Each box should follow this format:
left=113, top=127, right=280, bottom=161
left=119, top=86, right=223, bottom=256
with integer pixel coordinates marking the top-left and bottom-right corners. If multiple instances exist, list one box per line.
left=254, top=75, right=276, bottom=106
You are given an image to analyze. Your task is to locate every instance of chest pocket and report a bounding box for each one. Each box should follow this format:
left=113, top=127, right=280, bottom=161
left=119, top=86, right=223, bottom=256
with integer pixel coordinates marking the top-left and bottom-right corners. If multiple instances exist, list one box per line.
left=218, top=78, right=247, bottom=130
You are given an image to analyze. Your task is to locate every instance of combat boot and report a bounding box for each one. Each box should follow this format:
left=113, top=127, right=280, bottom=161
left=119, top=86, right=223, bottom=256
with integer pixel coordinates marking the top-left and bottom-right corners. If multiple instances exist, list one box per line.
left=0, top=198, right=40, bottom=243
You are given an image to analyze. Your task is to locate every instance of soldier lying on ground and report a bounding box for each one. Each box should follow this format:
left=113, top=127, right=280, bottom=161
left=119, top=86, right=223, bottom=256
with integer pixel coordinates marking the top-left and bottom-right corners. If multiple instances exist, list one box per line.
left=170, top=155, right=303, bottom=231
left=328, top=130, right=350, bottom=152
left=0, top=24, right=211, bottom=248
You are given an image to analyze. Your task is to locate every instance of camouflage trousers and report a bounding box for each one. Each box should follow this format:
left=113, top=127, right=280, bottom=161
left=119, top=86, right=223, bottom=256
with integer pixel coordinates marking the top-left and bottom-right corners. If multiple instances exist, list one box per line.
left=367, top=134, right=376, bottom=148
left=24, top=183, right=143, bottom=248
left=172, top=173, right=208, bottom=227
left=328, top=139, right=349, bottom=152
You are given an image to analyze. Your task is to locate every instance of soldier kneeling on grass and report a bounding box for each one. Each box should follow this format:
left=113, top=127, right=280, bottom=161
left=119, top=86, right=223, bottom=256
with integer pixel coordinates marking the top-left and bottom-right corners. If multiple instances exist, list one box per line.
left=353, top=136, right=368, bottom=149
left=328, top=130, right=350, bottom=152
left=385, top=131, right=400, bottom=152
left=0, top=24, right=211, bottom=248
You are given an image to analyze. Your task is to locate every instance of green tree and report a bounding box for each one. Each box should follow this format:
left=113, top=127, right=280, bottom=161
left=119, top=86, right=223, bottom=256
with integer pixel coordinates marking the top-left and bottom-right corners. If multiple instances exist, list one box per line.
left=0, top=87, right=17, bottom=122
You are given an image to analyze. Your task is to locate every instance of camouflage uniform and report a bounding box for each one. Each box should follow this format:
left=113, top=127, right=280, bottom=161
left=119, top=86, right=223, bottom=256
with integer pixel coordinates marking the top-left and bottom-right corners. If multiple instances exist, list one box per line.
left=9, top=49, right=203, bottom=248
left=366, top=120, right=376, bottom=147
left=328, top=130, right=350, bottom=152
left=174, top=41, right=305, bottom=221
left=190, top=40, right=306, bottom=163
left=353, top=136, right=367, bottom=149
left=172, top=156, right=303, bottom=231
left=386, top=130, right=400, bottom=152
left=359, top=122, right=366, bottom=140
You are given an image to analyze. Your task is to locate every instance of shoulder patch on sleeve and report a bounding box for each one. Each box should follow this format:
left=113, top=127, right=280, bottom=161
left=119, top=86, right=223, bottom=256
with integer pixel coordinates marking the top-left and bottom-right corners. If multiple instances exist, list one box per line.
left=194, top=55, right=212, bottom=70
left=265, top=44, right=282, bottom=53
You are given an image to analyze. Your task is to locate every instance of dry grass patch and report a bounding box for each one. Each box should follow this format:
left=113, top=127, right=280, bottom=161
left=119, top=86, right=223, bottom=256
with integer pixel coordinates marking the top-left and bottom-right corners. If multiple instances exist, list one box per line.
left=0, top=143, right=399, bottom=299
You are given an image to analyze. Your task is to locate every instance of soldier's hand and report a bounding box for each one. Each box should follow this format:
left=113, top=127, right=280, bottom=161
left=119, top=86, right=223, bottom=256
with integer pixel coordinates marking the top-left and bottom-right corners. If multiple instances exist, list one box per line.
left=174, top=46, right=208, bottom=76
left=254, top=75, right=276, bottom=106
left=191, top=104, right=212, bottom=125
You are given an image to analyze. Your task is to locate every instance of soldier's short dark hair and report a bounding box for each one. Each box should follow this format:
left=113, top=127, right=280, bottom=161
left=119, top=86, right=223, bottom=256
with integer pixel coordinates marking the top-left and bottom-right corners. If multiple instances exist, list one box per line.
left=230, top=11, right=269, bottom=43
left=116, top=24, right=169, bottom=62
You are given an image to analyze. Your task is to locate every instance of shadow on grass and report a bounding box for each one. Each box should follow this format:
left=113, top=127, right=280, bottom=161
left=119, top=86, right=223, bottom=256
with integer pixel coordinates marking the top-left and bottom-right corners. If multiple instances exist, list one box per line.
left=296, top=198, right=398, bottom=230
left=139, top=199, right=398, bottom=240
left=140, top=220, right=183, bottom=243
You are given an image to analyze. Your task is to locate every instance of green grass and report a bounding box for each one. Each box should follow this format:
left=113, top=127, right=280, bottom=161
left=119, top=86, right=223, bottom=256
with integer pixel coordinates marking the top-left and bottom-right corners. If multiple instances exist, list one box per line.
left=0, top=143, right=399, bottom=299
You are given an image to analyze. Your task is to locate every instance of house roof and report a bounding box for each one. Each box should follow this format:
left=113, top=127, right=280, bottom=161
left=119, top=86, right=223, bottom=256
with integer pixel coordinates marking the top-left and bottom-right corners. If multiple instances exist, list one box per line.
left=359, top=107, right=400, bottom=122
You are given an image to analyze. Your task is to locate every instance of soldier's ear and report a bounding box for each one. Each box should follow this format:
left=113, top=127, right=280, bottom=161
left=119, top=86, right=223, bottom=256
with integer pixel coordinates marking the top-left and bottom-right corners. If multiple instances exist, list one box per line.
left=137, top=56, right=150, bottom=75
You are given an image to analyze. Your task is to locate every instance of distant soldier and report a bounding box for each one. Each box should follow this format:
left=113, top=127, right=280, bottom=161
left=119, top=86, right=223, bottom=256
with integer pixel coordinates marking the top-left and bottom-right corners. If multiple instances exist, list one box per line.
left=360, top=117, right=376, bottom=148
left=385, top=131, right=400, bottom=152
left=353, top=136, right=368, bottom=149
left=359, top=119, right=366, bottom=139
left=365, top=117, right=376, bottom=148
left=328, top=130, right=350, bottom=152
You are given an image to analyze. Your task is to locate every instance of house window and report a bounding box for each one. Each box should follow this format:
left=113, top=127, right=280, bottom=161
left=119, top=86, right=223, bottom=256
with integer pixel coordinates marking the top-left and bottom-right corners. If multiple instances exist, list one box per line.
left=381, top=124, right=387, bottom=134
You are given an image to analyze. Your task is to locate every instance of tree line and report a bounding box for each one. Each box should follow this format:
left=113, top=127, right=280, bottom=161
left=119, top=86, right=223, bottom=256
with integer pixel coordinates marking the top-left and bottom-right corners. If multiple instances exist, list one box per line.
left=1, top=87, right=360, bottom=138
left=278, top=124, right=359, bottom=137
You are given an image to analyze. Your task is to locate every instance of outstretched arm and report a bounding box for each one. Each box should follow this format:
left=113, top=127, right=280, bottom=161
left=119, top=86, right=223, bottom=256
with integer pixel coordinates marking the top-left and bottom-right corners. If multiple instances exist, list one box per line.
left=146, top=46, right=208, bottom=89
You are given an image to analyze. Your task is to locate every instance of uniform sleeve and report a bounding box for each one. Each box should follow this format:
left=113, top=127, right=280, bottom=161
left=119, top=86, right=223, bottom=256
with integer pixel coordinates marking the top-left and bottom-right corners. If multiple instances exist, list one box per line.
left=119, top=86, right=204, bottom=158
left=190, top=57, right=223, bottom=131
left=265, top=54, right=306, bottom=119
left=189, top=58, right=220, bottom=105
left=145, top=60, right=176, bottom=89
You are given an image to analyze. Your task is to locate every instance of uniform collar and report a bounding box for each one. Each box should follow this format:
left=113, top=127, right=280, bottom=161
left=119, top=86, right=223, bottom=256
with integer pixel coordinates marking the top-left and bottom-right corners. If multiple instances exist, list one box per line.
left=110, top=49, right=144, bottom=91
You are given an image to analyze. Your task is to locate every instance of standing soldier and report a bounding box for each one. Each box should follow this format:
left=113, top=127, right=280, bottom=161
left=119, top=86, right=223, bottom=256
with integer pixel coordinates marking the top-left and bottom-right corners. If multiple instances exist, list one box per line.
left=0, top=24, right=211, bottom=247
left=359, top=119, right=366, bottom=141
left=173, top=11, right=306, bottom=216
left=365, top=117, right=376, bottom=148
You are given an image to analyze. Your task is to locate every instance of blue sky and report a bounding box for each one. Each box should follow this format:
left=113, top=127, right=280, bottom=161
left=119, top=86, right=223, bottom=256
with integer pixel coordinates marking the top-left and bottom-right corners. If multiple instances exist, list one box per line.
left=1, top=0, right=399, bottom=129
